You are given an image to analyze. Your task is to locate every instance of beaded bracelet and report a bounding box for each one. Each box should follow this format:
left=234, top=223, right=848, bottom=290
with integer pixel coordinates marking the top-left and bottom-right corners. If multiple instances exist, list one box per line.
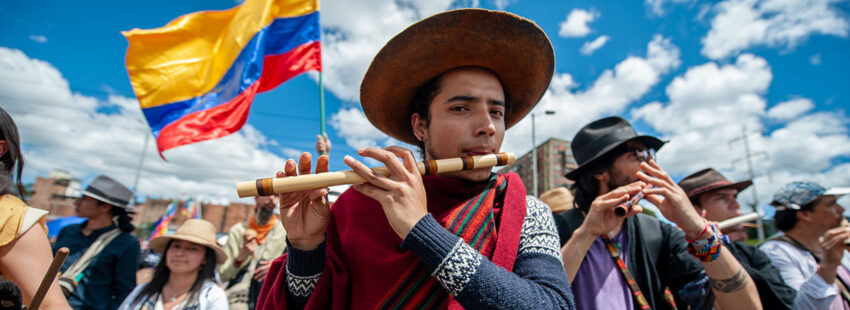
left=687, top=225, right=729, bottom=262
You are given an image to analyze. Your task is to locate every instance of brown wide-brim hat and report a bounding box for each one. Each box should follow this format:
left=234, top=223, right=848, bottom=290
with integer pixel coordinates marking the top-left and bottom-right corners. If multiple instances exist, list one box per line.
left=540, top=187, right=574, bottom=213
left=678, top=168, right=753, bottom=200
left=360, top=9, right=555, bottom=145
left=150, top=219, right=227, bottom=264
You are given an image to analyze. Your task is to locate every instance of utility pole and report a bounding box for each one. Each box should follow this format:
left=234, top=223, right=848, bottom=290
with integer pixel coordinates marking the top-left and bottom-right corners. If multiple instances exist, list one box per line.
left=730, top=124, right=768, bottom=241
left=531, top=110, right=556, bottom=197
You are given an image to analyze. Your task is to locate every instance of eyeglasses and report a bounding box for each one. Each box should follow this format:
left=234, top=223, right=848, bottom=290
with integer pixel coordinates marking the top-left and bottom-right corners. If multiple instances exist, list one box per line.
left=626, top=147, right=656, bottom=162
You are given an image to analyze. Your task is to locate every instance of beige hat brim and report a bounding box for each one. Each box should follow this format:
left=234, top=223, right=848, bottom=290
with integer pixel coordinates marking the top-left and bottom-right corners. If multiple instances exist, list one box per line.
left=360, top=9, right=554, bottom=144
left=150, top=234, right=227, bottom=264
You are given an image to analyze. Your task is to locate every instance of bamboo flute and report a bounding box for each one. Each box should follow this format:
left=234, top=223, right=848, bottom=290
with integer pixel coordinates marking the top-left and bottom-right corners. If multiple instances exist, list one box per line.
left=237, top=152, right=515, bottom=198
left=717, top=212, right=760, bottom=230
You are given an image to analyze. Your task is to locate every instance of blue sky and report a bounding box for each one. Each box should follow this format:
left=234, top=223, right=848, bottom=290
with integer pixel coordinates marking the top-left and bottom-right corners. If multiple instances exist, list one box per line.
left=1, top=0, right=848, bottom=211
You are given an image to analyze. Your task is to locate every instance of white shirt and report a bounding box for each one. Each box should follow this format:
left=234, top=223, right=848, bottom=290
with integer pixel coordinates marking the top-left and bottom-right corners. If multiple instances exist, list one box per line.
left=760, top=237, right=850, bottom=310
left=117, top=280, right=228, bottom=310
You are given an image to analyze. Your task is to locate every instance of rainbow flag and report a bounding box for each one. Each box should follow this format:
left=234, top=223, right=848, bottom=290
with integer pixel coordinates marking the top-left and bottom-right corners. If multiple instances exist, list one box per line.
left=185, top=198, right=203, bottom=219
left=123, top=0, right=321, bottom=154
left=149, top=200, right=179, bottom=241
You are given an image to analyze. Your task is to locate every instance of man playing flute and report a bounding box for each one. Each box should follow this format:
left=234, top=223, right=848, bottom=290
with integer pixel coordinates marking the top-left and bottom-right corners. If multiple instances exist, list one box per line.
left=679, top=168, right=795, bottom=309
left=759, top=181, right=850, bottom=309
left=553, top=116, right=760, bottom=309
left=257, top=9, right=574, bottom=309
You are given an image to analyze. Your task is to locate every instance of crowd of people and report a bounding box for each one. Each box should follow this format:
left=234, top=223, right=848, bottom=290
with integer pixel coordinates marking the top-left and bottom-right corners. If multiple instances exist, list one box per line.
left=1, top=8, right=849, bottom=310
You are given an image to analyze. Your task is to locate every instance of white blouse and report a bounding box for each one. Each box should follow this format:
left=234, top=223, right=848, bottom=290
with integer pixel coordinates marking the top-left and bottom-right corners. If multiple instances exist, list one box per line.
left=117, top=280, right=228, bottom=310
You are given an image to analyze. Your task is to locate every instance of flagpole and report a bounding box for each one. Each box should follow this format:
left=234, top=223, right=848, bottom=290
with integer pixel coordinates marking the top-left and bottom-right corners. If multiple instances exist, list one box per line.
left=319, top=71, right=326, bottom=135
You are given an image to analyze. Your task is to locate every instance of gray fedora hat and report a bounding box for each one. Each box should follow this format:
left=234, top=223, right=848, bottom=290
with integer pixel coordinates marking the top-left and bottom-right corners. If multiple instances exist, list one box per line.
left=81, top=175, right=133, bottom=208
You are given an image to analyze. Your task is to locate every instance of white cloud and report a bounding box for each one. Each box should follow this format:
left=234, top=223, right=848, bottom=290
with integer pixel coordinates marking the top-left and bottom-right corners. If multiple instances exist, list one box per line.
left=810, top=53, right=822, bottom=65
left=493, top=0, right=516, bottom=9
left=0, top=47, right=292, bottom=203
left=328, top=107, right=390, bottom=149
left=766, top=98, right=815, bottom=121
left=559, top=9, right=599, bottom=38
left=630, top=53, right=850, bottom=209
left=580, top=35, right=610, bottom=55
left=316, top=0, right=457, bottom=102
left=501, top=35, right=680, bottom=158
left=28, top=35, right=47, bottom=43
left=702, top=0, right=850, bottom=59
left=645, top=0, right=693, bottom=16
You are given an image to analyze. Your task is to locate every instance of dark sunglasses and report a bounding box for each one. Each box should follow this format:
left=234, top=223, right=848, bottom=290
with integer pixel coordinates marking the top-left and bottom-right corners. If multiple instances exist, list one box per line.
left=626, top=147, right=656, bottom=162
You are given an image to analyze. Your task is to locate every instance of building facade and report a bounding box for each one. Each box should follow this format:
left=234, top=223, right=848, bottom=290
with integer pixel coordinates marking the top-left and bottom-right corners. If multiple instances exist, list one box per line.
left=498, top=138, right=578, bottom=197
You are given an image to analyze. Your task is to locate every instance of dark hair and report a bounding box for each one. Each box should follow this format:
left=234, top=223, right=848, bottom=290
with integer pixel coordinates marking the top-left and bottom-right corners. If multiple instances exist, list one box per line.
left=410, top=74, right=443, bottom=154
left=110, top=205, right=136, bottom=233
left=0, top=107, right=25, bottom=199
left=572, top=144, right=626, bottom=213
left=774, top=199, right=819, bottom=232
left=133, top=240, right=217, bottom=306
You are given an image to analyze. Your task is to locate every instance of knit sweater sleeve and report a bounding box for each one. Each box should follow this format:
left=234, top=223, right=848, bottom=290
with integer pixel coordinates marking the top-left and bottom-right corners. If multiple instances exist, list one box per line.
left=400, top=196, right=575, bottom=309
left=283, top=239, right=326, bottom=309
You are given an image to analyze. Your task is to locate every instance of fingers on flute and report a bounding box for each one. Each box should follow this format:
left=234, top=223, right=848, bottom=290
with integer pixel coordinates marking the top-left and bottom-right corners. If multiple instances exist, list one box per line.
left=352, top=183, right=383, bottom=201
left=316, top=155, right=330, bottom=173
left=358, top=147, right=407, bottom=177
left=284, top=159, right=297, bottom=176
left=641, top=160, right=674, bottom=184
left=636, top=170, right=666, bottom=188
left=608, top=181, right=645, bottom=198
left=384, top=146, right=417, bottom=174
left=344, top=155, right=395, bottom=189
left=298, top=152, right=313, bottom=175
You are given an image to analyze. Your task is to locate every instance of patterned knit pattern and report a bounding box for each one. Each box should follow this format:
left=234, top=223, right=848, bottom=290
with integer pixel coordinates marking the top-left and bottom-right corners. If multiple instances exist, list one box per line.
left=285, top=264, right=321, bottom=298
left=518, top=196, right=563, bottom=262
left=432, top=239, right=483, bottom=296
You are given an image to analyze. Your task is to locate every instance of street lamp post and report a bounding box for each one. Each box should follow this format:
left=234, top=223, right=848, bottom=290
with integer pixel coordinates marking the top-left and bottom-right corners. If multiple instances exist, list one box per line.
left=531, top=110, right=556, bottom=197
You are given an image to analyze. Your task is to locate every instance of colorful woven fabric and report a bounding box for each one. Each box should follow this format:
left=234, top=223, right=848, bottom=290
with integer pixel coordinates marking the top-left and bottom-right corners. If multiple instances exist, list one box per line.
left=376, top=174, right=505, bottom=309
left=601, top=235, right=651, bottom=310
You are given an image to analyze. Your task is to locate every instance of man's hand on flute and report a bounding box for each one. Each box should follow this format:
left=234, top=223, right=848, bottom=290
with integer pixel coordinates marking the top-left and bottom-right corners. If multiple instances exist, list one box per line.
left=277, top=152, right=331, bottom=251
left=344, top=146, right=428, bottom=240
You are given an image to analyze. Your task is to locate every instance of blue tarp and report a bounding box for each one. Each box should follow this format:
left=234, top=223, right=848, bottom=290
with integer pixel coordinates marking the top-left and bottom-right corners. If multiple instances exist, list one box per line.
left=46, top=216, right=86, bottom=238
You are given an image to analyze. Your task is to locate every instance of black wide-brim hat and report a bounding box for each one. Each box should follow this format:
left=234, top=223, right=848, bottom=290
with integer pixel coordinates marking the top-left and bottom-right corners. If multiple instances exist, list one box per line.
left=678, top=168, right=753, bottom=199
left=360, top=9, right=555, bottom=145
left=565, top=116, right=665, bottom=180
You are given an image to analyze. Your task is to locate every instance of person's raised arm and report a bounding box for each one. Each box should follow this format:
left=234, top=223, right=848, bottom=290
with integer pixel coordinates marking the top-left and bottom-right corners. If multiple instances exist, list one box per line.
left=273, top=152, right=331, bottom=309
left=638, top=159, right=760, bottom=310
left=560, top=182, right=645, bottom=282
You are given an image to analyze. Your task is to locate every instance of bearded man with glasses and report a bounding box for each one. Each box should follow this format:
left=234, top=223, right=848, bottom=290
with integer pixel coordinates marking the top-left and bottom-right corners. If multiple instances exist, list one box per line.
left=553, top=116, right=760, bottom=309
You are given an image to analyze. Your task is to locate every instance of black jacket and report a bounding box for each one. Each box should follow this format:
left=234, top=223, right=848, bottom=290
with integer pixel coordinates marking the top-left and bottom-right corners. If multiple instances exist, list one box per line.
left=726, top=241, right=796, bottom=309
left=555, top=208, right=797, bottom=310
left=555, top=208, right=705, bottom=310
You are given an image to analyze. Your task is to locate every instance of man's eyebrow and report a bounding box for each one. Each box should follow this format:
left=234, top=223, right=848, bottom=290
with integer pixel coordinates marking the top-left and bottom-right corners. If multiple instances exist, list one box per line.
left=444, top=95, right=505, bottom=107
left=446, top=95, right=476, bottom=103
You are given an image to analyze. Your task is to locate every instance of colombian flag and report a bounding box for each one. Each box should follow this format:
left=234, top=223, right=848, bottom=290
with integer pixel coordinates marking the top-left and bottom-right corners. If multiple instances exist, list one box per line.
left=123, top=0, right=321, bottom=154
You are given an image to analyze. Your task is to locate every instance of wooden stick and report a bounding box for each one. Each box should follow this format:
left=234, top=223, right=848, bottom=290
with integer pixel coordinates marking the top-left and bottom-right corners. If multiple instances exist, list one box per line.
left=237, top=152, right=515, bottom=197
left=717, top=213, right=760, bottom=230
left=29, top=247, right=69, bottom=310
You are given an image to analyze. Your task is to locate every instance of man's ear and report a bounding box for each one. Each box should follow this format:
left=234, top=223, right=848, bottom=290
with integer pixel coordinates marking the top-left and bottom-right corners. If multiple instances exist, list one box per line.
left=0, top=140, right=7, bottom=157
left=594, top=170, right=609, bottom=184
left=796, top=209, right=811, bottom=224
left=411, top=113, right=427, bottom=142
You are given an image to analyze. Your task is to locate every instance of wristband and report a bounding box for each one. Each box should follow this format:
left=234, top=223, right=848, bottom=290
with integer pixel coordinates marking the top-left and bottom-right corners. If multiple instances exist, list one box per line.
left=685, top=220, right=710, bottom=243
left=687, top=225, right=728, bottom=262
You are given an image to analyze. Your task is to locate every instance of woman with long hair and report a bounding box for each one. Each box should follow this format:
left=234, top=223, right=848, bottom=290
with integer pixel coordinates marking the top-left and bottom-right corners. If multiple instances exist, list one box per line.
left=119, top=219, right=227, bottom=310
left=0, top=107, right=71, bottom=309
